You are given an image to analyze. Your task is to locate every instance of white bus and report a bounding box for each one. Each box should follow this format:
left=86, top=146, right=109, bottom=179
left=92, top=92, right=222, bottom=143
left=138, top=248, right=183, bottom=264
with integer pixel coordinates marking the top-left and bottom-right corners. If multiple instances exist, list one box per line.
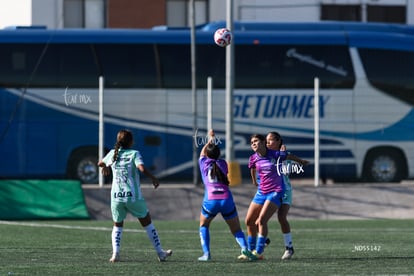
left=0, top=21, right=413, bottom=183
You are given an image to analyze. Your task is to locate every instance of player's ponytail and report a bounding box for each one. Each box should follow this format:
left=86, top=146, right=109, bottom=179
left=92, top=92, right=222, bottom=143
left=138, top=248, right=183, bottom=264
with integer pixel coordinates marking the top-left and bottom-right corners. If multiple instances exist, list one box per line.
left=112, top=129, right=134, bottom=162
left=205, top=143, right=230, bottom=186
left=211, top=162, right=230, bottom=186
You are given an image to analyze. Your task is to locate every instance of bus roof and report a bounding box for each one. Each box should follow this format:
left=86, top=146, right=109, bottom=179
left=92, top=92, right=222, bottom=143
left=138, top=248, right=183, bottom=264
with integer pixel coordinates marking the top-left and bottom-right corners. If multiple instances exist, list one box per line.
left=1, top=21, right=414, bottom=50
left=0, top=28, right=347, bottom=45
left=200, top=20, right=414, bottom=34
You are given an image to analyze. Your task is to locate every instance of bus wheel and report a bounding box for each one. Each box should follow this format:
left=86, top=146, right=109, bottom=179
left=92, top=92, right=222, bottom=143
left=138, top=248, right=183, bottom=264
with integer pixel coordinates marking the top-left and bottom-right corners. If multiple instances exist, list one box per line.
left=363, top=149, right=406, bottom=183
left=67, top=148, right=99, bottom=184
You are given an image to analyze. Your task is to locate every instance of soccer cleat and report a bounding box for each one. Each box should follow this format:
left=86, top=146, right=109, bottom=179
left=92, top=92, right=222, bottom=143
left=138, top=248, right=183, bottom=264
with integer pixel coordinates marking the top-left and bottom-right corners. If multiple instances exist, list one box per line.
left=252, top=250, right=264, bottom=260
left=281, top=247, right=294, bottom=260
left=237, top=253, right=248, bottom=260
left=198, top=253, right=211, bottom=261
left=265, top=238, right=271, bottom=247
left=240, top=249, right=258, bottom=261
left=158, top=249, right=173, bottom=262
left=109, top=253, right=120, bottom=263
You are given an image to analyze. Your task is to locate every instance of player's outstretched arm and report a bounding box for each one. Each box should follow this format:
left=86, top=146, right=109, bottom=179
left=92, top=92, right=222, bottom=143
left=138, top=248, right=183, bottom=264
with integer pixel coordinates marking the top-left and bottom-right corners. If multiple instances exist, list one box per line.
left=138, top=164, right=160, bottom=189
left=200, top=129, right=215, bottom=158
left=287, top=153, right=309, bottom=166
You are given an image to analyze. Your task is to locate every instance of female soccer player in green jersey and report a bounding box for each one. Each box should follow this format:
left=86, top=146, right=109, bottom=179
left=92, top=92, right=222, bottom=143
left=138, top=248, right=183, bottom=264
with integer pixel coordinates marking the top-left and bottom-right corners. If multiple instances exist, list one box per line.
left=98, top=129, right=172, bottom=263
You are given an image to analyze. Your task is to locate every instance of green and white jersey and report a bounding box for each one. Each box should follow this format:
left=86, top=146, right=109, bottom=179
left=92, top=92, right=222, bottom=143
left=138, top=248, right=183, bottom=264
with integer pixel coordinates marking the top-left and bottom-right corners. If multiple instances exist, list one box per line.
left=102, top=148, right=144, bottom=202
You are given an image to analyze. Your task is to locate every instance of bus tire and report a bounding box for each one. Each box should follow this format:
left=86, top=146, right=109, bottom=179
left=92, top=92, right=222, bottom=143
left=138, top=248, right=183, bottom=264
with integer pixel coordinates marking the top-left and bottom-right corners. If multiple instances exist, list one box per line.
left=362, top=148, right=406, bottom=183
left=67, top=147, right=100, bottom=184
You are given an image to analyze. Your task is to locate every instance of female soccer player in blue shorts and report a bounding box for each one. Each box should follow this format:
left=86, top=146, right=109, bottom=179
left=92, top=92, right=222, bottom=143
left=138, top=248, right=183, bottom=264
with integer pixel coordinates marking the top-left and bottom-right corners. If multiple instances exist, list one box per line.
left=266, top=131, right=309, bottom=260
left=243, top=134, right=287, bottom=259
left=198, top=129, right=257, bottom=261
left=98, top=129, right=172, bottom=263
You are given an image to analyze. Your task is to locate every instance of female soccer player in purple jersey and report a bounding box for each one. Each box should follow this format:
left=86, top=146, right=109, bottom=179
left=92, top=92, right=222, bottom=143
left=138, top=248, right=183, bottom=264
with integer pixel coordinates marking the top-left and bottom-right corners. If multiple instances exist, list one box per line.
left=197, top=130, right=257, bottom=261
left=243, top=134, right=287, bottom=259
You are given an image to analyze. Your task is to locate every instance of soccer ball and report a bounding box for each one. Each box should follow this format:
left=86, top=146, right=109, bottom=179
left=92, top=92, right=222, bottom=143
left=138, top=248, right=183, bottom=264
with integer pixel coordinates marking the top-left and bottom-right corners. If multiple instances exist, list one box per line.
left=214, top=28, right=232, bottom=47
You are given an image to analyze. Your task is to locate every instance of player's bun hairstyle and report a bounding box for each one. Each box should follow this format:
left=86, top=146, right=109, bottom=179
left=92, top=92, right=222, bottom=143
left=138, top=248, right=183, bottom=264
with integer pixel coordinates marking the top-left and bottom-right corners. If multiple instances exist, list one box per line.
left=113, top=129, right=134, bottom=162
left=268, top=131, right=283, bottom=149
left=205, top=143, right=230, bottom=186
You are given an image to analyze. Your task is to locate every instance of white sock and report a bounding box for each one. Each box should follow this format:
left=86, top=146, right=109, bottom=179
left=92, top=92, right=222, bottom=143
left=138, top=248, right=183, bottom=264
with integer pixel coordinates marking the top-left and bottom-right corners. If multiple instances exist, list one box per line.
left=144, top=223, right=163, bottom=253
left=112, top=226, right=123, bottom=254
left=283, top=233, right=293, bottom=248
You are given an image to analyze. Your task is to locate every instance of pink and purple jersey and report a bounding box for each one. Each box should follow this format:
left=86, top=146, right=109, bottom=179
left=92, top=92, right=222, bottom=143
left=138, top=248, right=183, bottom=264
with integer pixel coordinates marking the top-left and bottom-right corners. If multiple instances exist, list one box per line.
left=199, top=157, right=230, bottom=200
left=248, top=149, right=287, bottom=194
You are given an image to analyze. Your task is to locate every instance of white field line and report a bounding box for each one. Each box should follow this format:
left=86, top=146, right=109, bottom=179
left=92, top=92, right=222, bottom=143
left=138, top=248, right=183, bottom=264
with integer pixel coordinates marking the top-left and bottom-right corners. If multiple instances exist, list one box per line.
left=0, top=220, right=411, bottom=234
left=0, top=220, right=197, bottom=233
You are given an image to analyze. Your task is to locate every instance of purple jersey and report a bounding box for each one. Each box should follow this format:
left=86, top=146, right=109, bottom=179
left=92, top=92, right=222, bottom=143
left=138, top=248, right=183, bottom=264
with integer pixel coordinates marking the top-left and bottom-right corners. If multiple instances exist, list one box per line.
left=248, top=149, right=287, bottom=194
left=199, top=156, right=230, bottom=200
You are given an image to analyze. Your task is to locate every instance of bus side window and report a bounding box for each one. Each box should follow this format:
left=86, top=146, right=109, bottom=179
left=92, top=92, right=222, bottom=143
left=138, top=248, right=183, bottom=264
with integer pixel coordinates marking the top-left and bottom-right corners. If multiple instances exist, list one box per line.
left=196, top=44, right=226, bottom=89
left=57, top=44, right=100, bottom=87
left=157, top=44, right=191, bottom=88
left=235, top=44, right=355, bottom=89
left=3, top=43, right=100, bottom=88
left=0, top=44, right=51, bottom=87
left=359, top=48, right=414, bottom=105
left=144, top=136, right=161, bottom=146
left=95, top=44, right=158, bottom=88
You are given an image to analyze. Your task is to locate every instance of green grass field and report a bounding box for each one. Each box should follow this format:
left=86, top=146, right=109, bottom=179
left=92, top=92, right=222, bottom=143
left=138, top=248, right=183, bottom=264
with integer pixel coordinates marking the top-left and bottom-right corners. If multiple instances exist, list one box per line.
left=0, top=219, right=413, bottom=275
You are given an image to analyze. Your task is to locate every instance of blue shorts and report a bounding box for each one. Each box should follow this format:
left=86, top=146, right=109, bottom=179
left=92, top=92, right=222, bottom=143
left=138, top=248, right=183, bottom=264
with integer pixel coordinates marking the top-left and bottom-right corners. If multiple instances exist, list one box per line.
left=252, top=190, right=284, bottom=208
left=201, top=198, right=238, bottom=220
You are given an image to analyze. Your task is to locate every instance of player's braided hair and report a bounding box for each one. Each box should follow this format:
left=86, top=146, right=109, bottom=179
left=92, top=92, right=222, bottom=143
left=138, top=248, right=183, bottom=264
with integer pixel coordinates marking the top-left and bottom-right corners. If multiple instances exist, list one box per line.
left=205, top=143, right=230, bottom=186
left=113, top=129, right=133, bottom=163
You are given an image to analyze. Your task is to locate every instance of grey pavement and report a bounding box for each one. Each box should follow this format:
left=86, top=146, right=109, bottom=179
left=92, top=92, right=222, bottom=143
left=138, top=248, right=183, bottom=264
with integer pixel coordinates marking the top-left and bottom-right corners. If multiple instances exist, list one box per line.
left=82, top=179, right=414, bottom=221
